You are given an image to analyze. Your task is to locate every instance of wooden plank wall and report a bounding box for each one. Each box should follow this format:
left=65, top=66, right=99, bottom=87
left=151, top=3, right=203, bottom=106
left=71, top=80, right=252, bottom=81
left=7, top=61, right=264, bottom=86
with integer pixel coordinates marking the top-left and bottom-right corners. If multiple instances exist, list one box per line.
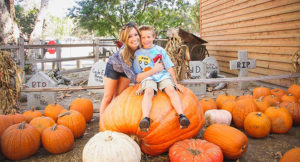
left=199, top=0, right=300, bottom=87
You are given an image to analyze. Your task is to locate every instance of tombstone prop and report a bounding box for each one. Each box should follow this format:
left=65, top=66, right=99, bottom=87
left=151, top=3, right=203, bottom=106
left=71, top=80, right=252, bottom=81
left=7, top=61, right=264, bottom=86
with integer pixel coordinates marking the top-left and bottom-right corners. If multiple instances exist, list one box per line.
left=203, top=57, right=226, bottom=90
left=230, top=51, right=256, bottom=90
left=88, top=60, right=107, bottom=93
left=26, top=72, right=57, bottom=110
left=189, top=61, right=206, bottom=94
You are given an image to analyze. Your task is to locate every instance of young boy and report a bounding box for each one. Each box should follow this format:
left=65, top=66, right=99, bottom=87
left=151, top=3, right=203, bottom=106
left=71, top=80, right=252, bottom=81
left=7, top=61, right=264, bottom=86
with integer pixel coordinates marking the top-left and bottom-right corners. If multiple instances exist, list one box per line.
left=133, top=25, right=190, bottom=132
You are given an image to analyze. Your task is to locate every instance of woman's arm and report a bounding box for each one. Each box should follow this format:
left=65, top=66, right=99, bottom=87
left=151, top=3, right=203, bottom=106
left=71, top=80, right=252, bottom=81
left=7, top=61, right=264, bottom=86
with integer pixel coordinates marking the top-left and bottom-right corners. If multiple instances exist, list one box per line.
left=136, top=59, right=164, bottom=83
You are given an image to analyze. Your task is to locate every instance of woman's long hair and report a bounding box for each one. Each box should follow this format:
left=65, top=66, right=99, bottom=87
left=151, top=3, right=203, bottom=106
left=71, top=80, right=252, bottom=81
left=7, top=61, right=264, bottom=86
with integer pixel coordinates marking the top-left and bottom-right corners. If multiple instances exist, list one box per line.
left=119, top=23, right=141, bottom=67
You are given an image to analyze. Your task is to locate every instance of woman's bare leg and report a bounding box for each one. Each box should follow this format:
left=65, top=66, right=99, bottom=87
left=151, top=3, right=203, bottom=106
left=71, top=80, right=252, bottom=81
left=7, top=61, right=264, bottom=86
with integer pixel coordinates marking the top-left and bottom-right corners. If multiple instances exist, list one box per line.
left=99, top=77, right=118, bottom=117
left=116, top=76, right=131, bottom=96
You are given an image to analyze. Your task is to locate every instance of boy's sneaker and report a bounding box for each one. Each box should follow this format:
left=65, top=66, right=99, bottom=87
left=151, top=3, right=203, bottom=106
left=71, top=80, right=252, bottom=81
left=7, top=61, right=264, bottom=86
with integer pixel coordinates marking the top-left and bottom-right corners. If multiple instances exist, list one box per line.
left=179, top=114, right=190, bottom=129
left=139, top=117, right=151, bottom=132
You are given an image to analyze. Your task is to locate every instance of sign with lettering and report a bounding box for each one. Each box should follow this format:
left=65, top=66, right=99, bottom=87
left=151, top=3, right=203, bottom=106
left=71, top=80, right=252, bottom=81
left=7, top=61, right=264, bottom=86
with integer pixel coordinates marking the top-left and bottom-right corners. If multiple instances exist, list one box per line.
left=203, top=57, right=220, bottom=74
left=189, top=61, right=207, bottom=94
left=229, top=51, right=256, bottom=90
left=88, top=60, right=107, bottom=93
left=26, top=72, right=57, bottom=109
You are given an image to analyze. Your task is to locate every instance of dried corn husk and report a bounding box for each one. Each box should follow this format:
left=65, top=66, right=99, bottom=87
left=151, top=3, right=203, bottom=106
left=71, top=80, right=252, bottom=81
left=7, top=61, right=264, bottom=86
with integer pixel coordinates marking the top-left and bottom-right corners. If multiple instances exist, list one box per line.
left=165, top=30, right=191, bottom=81
left=0, top=50, right=24, bottom=114
left=292, top=50, right=300, bottom=84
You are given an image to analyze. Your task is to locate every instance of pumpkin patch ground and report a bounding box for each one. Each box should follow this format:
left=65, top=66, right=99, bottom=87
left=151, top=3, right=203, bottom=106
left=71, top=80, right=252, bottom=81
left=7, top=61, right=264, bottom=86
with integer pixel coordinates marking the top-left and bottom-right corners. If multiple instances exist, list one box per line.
left=1, top=73, right=299, bottom=162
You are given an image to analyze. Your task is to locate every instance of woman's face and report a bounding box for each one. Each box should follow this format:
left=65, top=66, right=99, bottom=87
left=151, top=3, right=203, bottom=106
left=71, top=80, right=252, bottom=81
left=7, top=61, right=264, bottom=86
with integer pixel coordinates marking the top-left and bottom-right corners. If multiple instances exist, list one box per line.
left=127, top=28, right=140, bottom=51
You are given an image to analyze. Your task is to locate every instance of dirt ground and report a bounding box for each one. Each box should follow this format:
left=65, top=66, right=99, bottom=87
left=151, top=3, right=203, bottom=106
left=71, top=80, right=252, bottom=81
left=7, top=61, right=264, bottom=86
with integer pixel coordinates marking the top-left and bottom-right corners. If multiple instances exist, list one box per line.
left=1, top=72, right=299, bottom=162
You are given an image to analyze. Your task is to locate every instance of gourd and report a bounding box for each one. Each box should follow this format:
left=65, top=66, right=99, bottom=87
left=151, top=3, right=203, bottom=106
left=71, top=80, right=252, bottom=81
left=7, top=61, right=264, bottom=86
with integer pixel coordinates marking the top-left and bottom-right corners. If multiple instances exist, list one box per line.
left=42, top=124, right=74, bottom=154
left=100, top=85, right=204, bottom=156
left=82, top=131, right=141, bottom=162
left=70, top=98, right=93, bottom=122
left=1, top=122, right=40, bottom=160
left=203, top=124, right=248, bottom=160
left=169, top=139, right=223, bottom=162
left=204, top=109, right=232, bottom=126
left=244, top=112, right=271, bottom=138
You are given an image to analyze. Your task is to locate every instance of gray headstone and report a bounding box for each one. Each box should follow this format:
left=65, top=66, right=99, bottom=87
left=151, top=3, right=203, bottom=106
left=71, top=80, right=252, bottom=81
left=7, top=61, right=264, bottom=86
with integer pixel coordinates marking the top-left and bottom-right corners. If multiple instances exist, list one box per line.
left=229, top=51, right=256, bottom=90
left=203, top=57, right=220, bottom=75
left=88, top=60, right=107, bottom=93
left=189, top=61, right=206, bottom=94
left=26, top=72, right=57, bottom=110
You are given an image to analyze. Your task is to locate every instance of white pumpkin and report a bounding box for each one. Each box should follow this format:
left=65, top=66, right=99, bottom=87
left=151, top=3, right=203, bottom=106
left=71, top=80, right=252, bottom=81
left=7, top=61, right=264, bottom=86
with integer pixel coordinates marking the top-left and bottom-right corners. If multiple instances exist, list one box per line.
left=204, top=109, right=232, bottom=126
left=82, top=131, right=141, bottom=162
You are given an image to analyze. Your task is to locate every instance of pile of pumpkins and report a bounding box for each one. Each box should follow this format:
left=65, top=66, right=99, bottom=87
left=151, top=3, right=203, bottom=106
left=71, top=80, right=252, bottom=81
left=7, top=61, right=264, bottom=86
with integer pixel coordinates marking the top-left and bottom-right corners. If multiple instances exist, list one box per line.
left=0, top=98, right=93, bottom=161
left=83, top=84, right=300, bottom=162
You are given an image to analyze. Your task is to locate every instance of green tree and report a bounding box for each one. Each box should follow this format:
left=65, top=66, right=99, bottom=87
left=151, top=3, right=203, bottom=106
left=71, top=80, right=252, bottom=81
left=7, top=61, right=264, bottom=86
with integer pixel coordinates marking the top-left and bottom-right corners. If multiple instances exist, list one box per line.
left=15, top=5, right=39, bottom=38
left=68, top=0, right=194, bottom=38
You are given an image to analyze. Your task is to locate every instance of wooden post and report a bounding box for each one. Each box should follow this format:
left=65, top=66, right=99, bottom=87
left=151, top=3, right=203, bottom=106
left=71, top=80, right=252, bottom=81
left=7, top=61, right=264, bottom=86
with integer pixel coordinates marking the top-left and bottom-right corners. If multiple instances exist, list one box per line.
left=56, top=40, right=62, bottom=70
left=40, top=40, right=46, bottom=71
left=18, top=38, right=25, bottom=72
left=77, top=60, right=81, bottom=68
left=93, top=38, right=99, bottom=63
left=229, top=51, right=256, bottom=90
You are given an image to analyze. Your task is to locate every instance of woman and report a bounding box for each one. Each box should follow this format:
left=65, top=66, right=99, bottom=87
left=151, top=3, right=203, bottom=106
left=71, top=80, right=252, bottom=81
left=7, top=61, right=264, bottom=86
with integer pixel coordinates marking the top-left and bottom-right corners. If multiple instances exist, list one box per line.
left=99, top=22, right=164, bottom=118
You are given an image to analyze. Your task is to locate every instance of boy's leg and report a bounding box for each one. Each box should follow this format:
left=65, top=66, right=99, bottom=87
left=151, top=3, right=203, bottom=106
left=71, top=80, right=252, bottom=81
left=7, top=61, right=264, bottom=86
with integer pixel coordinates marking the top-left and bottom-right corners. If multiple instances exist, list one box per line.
left=142, top=88, right=155, bottom=118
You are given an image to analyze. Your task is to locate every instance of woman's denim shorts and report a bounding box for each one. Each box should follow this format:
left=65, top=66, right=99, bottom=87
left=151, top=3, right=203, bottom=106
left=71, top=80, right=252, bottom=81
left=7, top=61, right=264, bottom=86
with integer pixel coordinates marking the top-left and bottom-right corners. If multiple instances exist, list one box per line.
left=104, top=63, right=127, bottom=80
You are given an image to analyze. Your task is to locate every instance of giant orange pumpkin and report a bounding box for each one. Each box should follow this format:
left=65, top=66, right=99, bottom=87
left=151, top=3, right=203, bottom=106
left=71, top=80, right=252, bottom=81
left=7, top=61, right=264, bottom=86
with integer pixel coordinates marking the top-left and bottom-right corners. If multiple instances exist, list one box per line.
left=99, top=85, right=204, bottom=156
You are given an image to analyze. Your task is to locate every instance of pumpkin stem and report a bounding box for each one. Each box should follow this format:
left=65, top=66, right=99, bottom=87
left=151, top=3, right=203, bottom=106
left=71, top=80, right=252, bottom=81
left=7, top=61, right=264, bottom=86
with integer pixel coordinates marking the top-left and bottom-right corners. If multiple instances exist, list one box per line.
left=256, top=112, right=262, bottom=117
left=258, top=96, right=264, bottom=102
left=18, top=121, right=26, bottom=129
left=51, top=124, right=58, bottom=131
left=105, top=136, right=113, bottom=141
left=187, top=148, right=201, bottom=156
left=130, top=135, right=142, bottom=145
left=31, top=107, right=35, bottom=111
left=58, top=111, right=71, bottom=118
left=242, top=144, right=247, bottom=151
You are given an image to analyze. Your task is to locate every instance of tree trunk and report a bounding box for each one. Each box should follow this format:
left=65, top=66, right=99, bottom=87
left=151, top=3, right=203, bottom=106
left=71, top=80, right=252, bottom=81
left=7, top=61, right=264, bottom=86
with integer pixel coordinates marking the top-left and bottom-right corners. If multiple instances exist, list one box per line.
left=0, top=0, right=20, bottom=44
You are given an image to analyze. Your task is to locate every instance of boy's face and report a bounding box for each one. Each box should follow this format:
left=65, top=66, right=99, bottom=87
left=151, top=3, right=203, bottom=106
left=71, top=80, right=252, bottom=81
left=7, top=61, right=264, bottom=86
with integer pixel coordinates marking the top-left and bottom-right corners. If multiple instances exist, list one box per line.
left=140, top=30, right=155, bottom=49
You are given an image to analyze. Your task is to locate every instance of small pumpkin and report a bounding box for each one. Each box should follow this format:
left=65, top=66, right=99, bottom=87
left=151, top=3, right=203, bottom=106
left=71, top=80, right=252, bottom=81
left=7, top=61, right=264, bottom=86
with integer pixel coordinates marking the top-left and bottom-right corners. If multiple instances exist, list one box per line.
left=6, top=113, right=26, bottom=124
left=0, top=115, right=13, bottom=149
left=265, top=106, right=293, bottom=134
left=221, top=99, right=236, bottom=113
left=280, top=102, right=300, bottom=125
left=57, top=110, right=86, bottom=138
left=23, top=108, right=42, bottom=123
left=271, top=88, right=286, bottom=99
left=244, top=112, right=271, bottom=138
left=69, top=98, right=94, bottom=122
left=203, top=124, right=248, bottom=160
left=280, top=147, right=300, bottom=162
left=82, top=131, right=141, bottom=162
left=254, top=96, right=270, bottom=112
left=29, top=116, right=55, bottom=133
left=232, top=98, right=258, bottom=129
left=216, top=94, right=236, bottom=109
left=253, top=87, right=271, bottom=99
left=169, top=139, right=223, bottom=162
left=281, top=94, right=298, bottom=103
left=236, top=94, right=253, bottom=101
left=262, top=95, right=281, bottom=106
left=44, top=103, right=64, bottom=121
left=199, top=98, right=217, bottom=113
left=42, top=124, right=74, bottom=154
left=204, top=109, right=232, bottom=126
left=287, top=84, right=300, bottom=99
left=1, top=122, right=40, bottom=160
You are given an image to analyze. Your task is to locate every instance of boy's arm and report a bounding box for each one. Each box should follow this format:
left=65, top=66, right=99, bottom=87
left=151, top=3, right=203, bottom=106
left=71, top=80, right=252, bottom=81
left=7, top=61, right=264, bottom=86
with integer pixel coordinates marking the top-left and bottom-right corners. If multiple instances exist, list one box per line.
left=167, top=68, right=184, bottom=93
left=136, top=60, right=164, bottom=83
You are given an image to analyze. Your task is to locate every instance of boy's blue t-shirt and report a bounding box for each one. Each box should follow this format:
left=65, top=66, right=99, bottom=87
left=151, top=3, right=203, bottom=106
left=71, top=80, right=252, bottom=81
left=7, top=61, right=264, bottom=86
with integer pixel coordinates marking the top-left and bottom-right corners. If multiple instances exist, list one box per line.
left=133, top=45, right=174, bottom=83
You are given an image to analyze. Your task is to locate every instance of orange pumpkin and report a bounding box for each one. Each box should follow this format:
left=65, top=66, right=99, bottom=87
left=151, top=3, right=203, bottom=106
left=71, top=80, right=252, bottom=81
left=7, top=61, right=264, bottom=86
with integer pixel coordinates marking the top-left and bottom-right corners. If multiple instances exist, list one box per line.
left=287, top=84, right=300, bottom=99
left=42, top=124, right=74, bottom=154
left=253, top=87, right=271, bottom=99
left=262, top=95, right=281, bottom=106
left=169, top=139, right=223, bottom=162
left=0, top=115, right=13, bottom=149
left=57, top=110, right=86, bottom=138
left=6, top=113, right=26, bottom=124
left=29, top=116, right=55, bottom=133
left=199, top=98, right=217, bottom=113
left=265, top=106, right=293, bottom=134
left=236, top=94, right=253, bottom=101
left=23, top=108, right=42, bottom=123
left=1, top=122, right=40, bottom=160
left=280, top=102, right=300, bottom=125
left=216, top=94, right=236, bottom=109
left=254, top=96, right=270, bottom=112
left=280, top=147, right=300, bottom=162
left=271, top=88, right=286, bottom=99
left=221, top=100, right=236, bottom=113
left=203, top=124, right=248, bottom=160
left=44, top=103, right=64, bottom=121
left=232, top=98, right=258, bottom=129
left=100, top=85, right=204, bottom=156
left=69, top=98, right=93, bottom=123
left=281, top=94, right=298, bottom=103
left=244, top=112, right=271, bottom=138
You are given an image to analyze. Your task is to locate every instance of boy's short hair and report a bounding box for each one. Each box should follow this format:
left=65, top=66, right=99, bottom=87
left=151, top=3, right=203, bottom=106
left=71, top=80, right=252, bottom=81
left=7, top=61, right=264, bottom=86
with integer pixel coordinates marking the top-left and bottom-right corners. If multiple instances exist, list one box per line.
left=139, top=25, right=156, bottom=36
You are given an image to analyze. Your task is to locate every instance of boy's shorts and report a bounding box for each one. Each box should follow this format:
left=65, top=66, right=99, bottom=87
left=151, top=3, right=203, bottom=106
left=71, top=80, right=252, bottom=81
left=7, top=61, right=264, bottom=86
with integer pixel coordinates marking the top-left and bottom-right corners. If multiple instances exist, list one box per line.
left=141, top=78, right=175, bottom=94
